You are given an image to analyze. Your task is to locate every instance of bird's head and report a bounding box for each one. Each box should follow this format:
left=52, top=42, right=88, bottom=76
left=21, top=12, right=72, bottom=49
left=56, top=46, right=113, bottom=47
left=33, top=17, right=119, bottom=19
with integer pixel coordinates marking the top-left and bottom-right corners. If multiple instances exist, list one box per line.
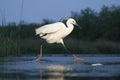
left=68, top=18, right=82, bottom=29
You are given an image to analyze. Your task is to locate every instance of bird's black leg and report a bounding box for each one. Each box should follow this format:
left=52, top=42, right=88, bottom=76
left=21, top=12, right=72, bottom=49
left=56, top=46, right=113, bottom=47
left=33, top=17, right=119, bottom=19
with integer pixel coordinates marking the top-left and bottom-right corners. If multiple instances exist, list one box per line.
left=61, top=43, right=84, bottom=62
left=38, top=40, right=46, bottom=63
left=38, top=45, right=42, bottom=63
left=61, top=43, right=71, bottom=54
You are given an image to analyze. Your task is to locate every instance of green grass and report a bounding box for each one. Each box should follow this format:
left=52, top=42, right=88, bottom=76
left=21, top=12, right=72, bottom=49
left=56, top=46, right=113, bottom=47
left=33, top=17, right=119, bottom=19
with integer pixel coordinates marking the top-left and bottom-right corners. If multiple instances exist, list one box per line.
left=0, top=38, right=20, bottom=56
left=0, top=38, right=120, bottom=56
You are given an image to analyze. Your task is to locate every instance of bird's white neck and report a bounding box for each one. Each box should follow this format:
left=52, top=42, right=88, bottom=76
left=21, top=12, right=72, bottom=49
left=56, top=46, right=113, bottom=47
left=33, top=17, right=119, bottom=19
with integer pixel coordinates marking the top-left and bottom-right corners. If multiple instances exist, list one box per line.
left=66, top=21, right=74, bottom=33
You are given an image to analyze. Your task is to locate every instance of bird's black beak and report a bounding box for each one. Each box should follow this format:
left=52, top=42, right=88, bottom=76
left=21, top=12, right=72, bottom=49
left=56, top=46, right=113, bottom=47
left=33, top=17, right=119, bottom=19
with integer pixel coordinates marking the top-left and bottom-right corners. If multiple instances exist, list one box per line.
left=74, top=23, right=82, bottom=29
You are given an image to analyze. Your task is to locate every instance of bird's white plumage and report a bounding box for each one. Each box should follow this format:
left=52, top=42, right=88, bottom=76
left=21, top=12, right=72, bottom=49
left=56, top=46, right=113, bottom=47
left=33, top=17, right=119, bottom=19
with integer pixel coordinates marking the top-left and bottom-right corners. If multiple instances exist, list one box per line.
left=35, top=18, right=79, bottom=47
left=35, top=22, right=64, bottom=34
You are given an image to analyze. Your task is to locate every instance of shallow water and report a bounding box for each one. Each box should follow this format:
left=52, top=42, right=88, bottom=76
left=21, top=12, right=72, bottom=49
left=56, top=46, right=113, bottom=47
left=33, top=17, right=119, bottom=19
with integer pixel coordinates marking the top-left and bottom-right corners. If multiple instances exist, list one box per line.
left=0, top=54, right=120, bottom=80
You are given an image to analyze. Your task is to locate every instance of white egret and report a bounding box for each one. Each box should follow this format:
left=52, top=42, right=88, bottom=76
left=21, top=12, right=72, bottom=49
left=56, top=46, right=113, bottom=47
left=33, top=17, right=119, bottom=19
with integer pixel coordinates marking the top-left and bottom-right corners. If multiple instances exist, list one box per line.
left=35, top=18, right=81, bottom=62
left=35, top=18, right=80, bottom=48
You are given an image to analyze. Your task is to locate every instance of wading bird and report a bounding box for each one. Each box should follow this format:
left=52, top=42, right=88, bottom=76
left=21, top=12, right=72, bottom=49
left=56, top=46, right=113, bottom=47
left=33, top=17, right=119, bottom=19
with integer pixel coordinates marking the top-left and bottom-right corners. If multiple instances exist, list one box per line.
left=35, top=18, right=81, bottom=62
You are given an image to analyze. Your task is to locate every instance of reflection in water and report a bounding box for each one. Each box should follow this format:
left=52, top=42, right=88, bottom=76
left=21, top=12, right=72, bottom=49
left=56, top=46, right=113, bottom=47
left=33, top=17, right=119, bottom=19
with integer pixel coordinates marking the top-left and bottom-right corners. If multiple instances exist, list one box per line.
left=0, top=55, right=120, bottom=80
left=39, top=64, right=71, bottom=80
left=40, top=65, right=42, bottom=80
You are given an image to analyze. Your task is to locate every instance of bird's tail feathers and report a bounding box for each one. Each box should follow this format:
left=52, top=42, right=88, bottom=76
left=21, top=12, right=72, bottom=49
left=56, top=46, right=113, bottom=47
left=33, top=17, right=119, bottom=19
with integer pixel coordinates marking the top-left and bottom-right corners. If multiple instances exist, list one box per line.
left=35, top=28, right=39, bottom=35
left=35, top=28, right=42, bottom=35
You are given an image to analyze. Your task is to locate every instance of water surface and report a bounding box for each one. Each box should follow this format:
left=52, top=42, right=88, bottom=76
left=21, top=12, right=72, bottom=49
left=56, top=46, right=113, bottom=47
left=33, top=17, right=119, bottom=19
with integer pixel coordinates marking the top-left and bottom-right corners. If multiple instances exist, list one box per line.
left=0, top=54, right=120, bottom=80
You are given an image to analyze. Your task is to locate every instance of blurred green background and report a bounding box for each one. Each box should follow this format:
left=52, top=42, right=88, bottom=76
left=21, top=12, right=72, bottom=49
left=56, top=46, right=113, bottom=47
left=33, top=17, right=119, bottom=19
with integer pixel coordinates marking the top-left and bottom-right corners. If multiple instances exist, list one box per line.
left=0, top=6, right=120, bottom=56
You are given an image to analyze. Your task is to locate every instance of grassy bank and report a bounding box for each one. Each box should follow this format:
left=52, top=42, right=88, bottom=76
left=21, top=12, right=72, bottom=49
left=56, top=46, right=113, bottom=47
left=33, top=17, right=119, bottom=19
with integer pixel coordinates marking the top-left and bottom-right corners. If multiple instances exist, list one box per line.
left=19, top=38, right=120, bottom=55
left=0, top=38, right=20, bottom=56
left=0, top=37, right=120, bottom=56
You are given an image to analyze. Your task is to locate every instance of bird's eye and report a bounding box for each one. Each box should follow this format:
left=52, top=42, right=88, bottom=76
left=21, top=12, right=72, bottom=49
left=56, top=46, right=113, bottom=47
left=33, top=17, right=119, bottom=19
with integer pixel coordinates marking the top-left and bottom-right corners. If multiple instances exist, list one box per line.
left=73, top=21, right=75, bottom=23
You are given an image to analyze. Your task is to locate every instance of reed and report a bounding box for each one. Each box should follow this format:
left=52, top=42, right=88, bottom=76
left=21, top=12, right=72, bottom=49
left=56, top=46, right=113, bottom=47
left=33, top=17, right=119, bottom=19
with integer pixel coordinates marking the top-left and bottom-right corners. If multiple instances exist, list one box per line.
left=0, top=38, right=120, bottom=56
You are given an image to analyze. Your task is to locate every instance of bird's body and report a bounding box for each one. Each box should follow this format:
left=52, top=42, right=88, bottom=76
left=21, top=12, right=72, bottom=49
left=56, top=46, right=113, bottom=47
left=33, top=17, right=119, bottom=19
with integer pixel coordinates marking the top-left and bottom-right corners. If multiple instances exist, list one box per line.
left=35, top=18, right=81, bottom=62
left=35, top=18, right=79, bottom=47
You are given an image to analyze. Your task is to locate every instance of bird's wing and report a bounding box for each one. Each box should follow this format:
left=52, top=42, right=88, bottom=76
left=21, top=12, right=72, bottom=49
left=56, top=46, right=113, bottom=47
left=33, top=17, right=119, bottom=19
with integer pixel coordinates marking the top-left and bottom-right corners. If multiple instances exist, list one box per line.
left=35, top=22, right=65, bottom=35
